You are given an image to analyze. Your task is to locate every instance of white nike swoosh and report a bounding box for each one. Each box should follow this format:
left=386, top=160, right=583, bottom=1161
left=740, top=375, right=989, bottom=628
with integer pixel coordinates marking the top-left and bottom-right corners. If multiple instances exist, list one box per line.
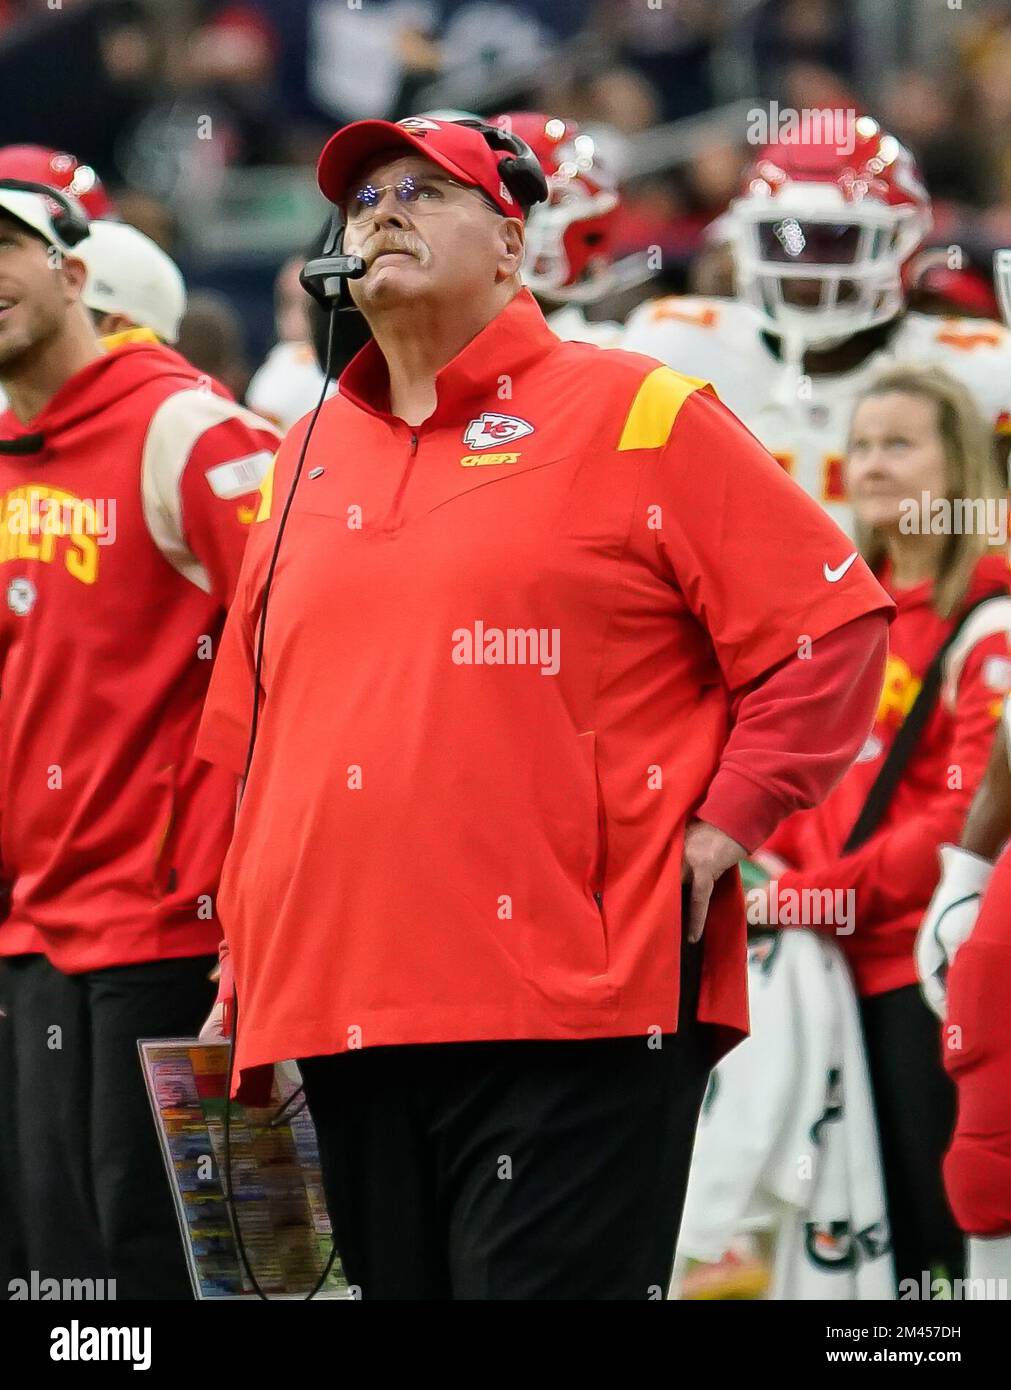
left=824, top=551, right=859, bottom=583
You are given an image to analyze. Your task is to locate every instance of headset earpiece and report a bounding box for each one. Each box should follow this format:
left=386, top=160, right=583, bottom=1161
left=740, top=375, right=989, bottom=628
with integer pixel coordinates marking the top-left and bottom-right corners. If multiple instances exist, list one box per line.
left=453, top=119, right=549, bottom=212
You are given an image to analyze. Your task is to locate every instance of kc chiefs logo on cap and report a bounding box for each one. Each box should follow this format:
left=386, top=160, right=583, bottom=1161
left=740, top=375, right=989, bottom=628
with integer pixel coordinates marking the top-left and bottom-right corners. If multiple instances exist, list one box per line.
left=462, top=413, right=535, bottom=449
left=397, top=117, right=441, bottom=134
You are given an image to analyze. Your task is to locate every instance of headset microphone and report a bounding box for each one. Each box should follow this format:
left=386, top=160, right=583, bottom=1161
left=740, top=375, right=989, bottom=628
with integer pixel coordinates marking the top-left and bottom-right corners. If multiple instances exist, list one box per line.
left=299, top=210, right=365, bottom=310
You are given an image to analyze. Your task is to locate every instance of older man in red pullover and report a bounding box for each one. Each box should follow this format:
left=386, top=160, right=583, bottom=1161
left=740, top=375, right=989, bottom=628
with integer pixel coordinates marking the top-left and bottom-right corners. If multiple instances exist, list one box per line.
left=199, top=116, right=893, bottom=1300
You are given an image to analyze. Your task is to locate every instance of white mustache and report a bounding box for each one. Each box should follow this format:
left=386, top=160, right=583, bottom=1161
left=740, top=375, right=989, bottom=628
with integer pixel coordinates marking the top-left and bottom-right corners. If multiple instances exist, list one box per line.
left=363, top=232, right=429, bottom=267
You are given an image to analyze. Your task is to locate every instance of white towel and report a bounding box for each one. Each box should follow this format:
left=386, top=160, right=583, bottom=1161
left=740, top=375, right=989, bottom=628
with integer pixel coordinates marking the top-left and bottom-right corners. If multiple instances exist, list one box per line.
left=677, top=931, right=895, bottom=1299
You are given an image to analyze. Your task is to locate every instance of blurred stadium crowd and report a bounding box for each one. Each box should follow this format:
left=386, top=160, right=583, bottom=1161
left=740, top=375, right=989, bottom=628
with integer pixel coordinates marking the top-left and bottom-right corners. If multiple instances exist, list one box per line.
left=4, top=0, right=1011, bottom=381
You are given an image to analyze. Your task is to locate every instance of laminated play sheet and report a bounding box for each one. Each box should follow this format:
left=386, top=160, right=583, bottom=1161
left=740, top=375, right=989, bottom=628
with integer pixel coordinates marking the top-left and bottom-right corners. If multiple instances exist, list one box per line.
left=139, top=1040, right=347, bottom=1299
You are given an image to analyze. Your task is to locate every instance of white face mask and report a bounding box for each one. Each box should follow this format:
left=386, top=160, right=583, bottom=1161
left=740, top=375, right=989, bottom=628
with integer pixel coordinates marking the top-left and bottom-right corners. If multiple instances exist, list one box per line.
left=727, top=182, right=930, bottom=352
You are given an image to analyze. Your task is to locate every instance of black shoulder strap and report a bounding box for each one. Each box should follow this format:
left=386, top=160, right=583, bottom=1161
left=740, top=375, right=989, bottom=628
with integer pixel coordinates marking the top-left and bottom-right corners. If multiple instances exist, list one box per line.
left=842, top=590, right=1007, bottom=855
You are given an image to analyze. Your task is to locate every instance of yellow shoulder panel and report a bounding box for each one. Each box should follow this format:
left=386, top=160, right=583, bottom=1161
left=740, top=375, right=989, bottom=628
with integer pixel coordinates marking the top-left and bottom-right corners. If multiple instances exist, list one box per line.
left=100, top=325, right=162, bottom=351
left=617, top=366, right=713, bottom=452
left=255, top=457, right=275, bottom=522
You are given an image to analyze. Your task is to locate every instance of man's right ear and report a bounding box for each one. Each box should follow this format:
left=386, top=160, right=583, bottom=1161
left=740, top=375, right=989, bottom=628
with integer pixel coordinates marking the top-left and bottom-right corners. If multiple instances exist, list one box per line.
left=59, top=252, right=89, bottom=301
left=498, top=218, right=525, bottom=279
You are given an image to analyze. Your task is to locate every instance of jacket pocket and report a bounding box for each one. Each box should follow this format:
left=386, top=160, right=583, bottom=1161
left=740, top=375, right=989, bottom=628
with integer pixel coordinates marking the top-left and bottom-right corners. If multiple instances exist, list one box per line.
left=150, top=763, right=179, bottom=897
left=578, top=730, right=609, bottom=973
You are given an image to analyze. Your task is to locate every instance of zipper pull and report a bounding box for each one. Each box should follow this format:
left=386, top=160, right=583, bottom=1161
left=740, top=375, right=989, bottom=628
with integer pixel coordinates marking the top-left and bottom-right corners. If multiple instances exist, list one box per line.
left=409, top=431, right=418, bottom=456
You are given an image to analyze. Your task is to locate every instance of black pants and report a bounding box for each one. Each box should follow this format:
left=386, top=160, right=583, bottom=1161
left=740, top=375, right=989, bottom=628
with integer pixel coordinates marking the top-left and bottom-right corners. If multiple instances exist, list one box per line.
left=2, top=951, right=216, bottom=1300
left=0, top=965, right=26, bottom=1287
left=859, top=984, right=965, bottom=1288
left=299, top=934, right=712, bottom=1300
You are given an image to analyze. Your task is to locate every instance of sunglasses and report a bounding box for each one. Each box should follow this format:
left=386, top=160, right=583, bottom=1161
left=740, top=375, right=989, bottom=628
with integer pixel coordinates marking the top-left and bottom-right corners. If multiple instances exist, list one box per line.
left=343, top=173, right=498, bottom=223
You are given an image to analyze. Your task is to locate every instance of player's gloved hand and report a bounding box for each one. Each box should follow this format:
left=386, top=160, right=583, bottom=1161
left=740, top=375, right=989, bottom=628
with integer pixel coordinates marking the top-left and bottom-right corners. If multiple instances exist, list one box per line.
left=916, top=844, right=993, bottom=1018
left=198, top=939, right=234, bottom=1042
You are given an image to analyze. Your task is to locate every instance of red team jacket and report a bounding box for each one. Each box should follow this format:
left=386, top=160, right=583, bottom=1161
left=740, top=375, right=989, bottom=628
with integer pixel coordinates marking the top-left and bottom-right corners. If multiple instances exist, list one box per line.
left=764, top=553, right=1011, bottom=997
left=197, top=289, right=890, bottom=1088
left=0, top=342, right=279, bottom=972
left=944, top=842, right=1011, bottom=1235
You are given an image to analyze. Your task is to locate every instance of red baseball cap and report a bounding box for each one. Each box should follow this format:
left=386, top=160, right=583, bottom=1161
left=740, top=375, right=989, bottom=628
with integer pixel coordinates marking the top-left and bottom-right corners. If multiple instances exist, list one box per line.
left=317, top=116, right=523, bottom=219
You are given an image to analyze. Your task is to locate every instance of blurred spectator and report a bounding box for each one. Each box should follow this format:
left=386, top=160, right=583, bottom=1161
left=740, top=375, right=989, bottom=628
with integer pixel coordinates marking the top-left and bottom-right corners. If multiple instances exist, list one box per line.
left=612, top=137, right=745, bottom=289
left=165, top=1, right=284, bottom=166
left=881, top=70, right=990, bottom=209
left=256, top=0, right=434, bottom=126
left=253, top=0, right=587, bottom=134
left=779, top=60, right=860, bottom=114
left=112, top=189, right=180, bottom=252
left=963, top=19, right=1011, bottom=207
left=274, top=255, right=312, bottom=344
left=115, top=1, right=286, bottom=205
left=754, top=0, right=857, bottom=95
left=611, top=0, right=725, bottom=122
left=0, top=0, right=156, bottom=179
left=541, top=60, right=659, bottom=137
left=175, top=290, right=251, bottom=401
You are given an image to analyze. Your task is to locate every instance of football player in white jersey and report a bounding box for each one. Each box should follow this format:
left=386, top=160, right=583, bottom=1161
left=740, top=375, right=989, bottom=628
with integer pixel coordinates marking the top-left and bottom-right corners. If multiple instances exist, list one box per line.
left=489, top=112, right=647, bottom=348
left=622, top=116, right=1011, bottom=535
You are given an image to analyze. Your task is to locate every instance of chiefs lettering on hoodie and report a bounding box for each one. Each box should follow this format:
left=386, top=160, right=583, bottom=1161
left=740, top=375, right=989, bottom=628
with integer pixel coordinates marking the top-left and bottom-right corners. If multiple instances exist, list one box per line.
left=0, top=341, right=280, bottom=972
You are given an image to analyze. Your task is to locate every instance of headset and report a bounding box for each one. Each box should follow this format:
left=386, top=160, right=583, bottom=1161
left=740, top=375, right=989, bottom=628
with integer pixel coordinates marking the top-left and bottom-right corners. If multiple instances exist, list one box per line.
left=223, top=121, right=548, bottom=1299
left=0, top=177, right=90, bottom=247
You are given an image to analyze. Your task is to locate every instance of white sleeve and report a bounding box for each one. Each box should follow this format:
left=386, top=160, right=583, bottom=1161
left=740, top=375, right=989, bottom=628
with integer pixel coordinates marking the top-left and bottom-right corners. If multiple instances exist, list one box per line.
left=940, top=596, right=1011, bottom=712
left=140, top=388, right=276, bottom=591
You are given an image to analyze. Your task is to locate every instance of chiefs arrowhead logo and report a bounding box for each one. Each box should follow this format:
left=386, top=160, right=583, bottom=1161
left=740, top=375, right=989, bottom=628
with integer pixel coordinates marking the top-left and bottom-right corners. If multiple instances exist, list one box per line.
left=397, top=117, right=441, bottom=134
left=462, top=413, right=534, bottom=449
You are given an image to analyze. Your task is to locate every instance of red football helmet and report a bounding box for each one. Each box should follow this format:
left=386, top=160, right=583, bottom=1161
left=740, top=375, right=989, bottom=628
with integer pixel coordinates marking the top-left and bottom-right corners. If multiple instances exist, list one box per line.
left=909, top=249, right=1000, bottom=319
left=725, top=114, right=932, bottom=350
left=490, top=112, right=619, bottom=303
left=0, top=145, right=116, bottom=220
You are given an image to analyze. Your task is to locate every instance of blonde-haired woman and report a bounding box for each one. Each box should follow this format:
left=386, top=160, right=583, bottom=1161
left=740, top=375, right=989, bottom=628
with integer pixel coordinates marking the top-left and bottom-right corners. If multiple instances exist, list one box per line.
left=758, top=363, right=1011, bottom=1290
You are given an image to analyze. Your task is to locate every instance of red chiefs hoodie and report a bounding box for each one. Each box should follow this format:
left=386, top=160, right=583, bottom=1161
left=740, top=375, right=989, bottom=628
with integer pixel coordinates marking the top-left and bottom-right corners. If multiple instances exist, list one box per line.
left=764, top=552, right=1011, bottom=997
left=0, top=342, right=279, bottom=972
